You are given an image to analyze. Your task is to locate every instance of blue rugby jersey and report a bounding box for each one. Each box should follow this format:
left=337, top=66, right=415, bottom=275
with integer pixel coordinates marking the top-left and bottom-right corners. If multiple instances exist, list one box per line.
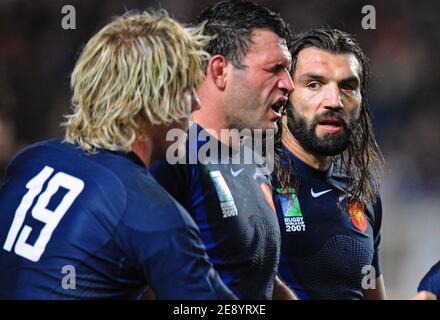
left=0, top=139, right=235, bottom=299
left=274, top=147, right=382, bottom=300
left=149, top=124, right=281, bottom=299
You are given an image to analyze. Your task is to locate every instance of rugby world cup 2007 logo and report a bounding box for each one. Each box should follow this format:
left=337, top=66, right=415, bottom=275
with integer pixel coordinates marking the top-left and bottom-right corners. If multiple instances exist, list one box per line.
left=209, top=171, right=238, bottom=218
left=276, top=188, right=306, bottom=233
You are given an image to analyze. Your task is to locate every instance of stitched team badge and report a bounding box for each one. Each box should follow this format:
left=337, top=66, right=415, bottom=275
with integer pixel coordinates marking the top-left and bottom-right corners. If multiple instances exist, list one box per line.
left=348, top=201, right=367, bottom=232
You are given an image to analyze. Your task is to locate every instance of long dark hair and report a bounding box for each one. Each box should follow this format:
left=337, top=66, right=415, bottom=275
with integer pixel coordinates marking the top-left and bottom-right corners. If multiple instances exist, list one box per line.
left=275, top=28, right=385, bottom=204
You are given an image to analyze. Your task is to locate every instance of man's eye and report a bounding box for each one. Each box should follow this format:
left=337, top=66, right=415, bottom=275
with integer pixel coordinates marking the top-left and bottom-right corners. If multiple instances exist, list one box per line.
left=271, top=65, right=284, bottom=73
left=342, top=84, right=356, bottom=91
left=307, top=82, right=321, bottom=90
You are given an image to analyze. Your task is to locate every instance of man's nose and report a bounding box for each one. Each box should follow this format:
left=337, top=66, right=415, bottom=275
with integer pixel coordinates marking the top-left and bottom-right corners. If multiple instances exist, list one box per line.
left=322, top=83, right=343, bottom=111
left=278, top=69, right=294, bottom=94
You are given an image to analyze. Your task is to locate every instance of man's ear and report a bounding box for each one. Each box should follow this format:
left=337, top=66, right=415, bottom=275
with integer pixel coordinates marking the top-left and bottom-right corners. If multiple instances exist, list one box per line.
left=207, top=54, right=228, bottom=90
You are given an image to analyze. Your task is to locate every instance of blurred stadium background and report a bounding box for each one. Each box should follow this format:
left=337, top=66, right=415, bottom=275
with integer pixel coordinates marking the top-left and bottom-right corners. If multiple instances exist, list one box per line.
left=0, top=0, right=439, bottom=299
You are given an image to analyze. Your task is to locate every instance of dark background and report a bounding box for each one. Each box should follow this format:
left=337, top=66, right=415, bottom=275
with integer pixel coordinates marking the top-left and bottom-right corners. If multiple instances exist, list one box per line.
left=1, top=0, right=439, bottom=298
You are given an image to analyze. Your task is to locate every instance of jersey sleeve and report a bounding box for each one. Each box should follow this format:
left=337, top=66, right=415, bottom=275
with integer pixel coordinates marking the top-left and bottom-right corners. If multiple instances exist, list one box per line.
left=120, top=188, right=236, bottom=300
left=371, top=196, right=383, bottom=277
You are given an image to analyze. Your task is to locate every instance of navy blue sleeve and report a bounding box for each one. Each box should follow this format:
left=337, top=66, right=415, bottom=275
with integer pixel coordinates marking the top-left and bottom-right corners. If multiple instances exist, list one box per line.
left=418, top=260, right=440, bottom=297
left=372, top=197, right=382, bottom=277
left=120, top=184, right=236, bottom=300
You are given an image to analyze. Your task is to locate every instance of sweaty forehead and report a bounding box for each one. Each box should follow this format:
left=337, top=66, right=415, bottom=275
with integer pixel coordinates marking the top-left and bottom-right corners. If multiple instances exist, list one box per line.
left=294, top=47, right=361, bottom=80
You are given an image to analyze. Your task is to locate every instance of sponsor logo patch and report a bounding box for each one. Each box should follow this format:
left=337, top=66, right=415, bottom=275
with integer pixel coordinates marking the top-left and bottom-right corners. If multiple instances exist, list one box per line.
left=209, top=170, right=238, bottom=218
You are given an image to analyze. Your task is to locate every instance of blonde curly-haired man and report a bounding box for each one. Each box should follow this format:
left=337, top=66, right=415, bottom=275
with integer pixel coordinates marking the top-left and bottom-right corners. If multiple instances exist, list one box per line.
left=0, top=11, right=235, bottom=300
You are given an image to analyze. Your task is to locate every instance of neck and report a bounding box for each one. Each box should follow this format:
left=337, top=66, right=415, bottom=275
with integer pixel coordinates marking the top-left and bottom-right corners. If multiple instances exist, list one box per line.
left=193, top=90, right=241, bottom=148
left=131, top=135, right=154, bottom=167
left=282, top=124, right=333, bottom=171
left=192, top=111, right=226, bottom=141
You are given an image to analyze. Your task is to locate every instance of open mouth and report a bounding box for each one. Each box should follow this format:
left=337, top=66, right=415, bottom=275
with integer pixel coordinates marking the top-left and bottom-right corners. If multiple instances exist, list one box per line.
left=318, top=117, right=342, bottom=127
left=272, top=101, right=284, bottom=113
left=270, top=98, right=288, bottom=119
left=317, top=117, right=343, bottom=134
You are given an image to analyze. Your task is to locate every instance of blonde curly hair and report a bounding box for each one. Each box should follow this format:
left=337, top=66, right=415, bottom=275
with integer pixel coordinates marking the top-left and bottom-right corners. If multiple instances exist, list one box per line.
left=63, top=10, right=210, bottom=153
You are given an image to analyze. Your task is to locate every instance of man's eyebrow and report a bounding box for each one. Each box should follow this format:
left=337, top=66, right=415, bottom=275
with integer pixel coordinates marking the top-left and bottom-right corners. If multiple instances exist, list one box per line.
left=267, top=58, right=291, bottom=67
left=298, top=73, right=360, bottom=85
left=298, top=73, right=326, bottom=82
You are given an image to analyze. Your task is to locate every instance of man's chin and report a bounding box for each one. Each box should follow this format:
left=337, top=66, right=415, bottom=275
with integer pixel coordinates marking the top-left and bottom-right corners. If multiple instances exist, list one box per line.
left=315, top=139, right=350, bottom=156
left=260, top=119, right=279, bottom=131
left=299, top=130, right=349, bottom=156
left=266, top=122, right=278, bottom=132
left=238, top=124, right=275, bottom=132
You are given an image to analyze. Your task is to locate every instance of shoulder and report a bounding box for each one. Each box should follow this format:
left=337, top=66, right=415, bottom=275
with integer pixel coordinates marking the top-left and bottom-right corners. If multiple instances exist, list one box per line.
left=369, top=196, right=383, bottom=223
left=5, top=139, right=136, bottom=214
left=241, top=144, right=272, bottom=184
left=121, top=171, right=199, bottom=233
left=6, top=139, right=66, bottom=170
left=327, top=162, right=382, bottom=226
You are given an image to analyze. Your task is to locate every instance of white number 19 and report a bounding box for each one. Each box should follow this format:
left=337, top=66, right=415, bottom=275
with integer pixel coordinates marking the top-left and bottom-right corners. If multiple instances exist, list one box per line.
left=3, top=166, right=84, bottom=262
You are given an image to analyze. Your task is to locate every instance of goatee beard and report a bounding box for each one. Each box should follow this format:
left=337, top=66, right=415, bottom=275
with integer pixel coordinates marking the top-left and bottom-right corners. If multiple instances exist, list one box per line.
left=286, top=105, right=356, bottom=156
